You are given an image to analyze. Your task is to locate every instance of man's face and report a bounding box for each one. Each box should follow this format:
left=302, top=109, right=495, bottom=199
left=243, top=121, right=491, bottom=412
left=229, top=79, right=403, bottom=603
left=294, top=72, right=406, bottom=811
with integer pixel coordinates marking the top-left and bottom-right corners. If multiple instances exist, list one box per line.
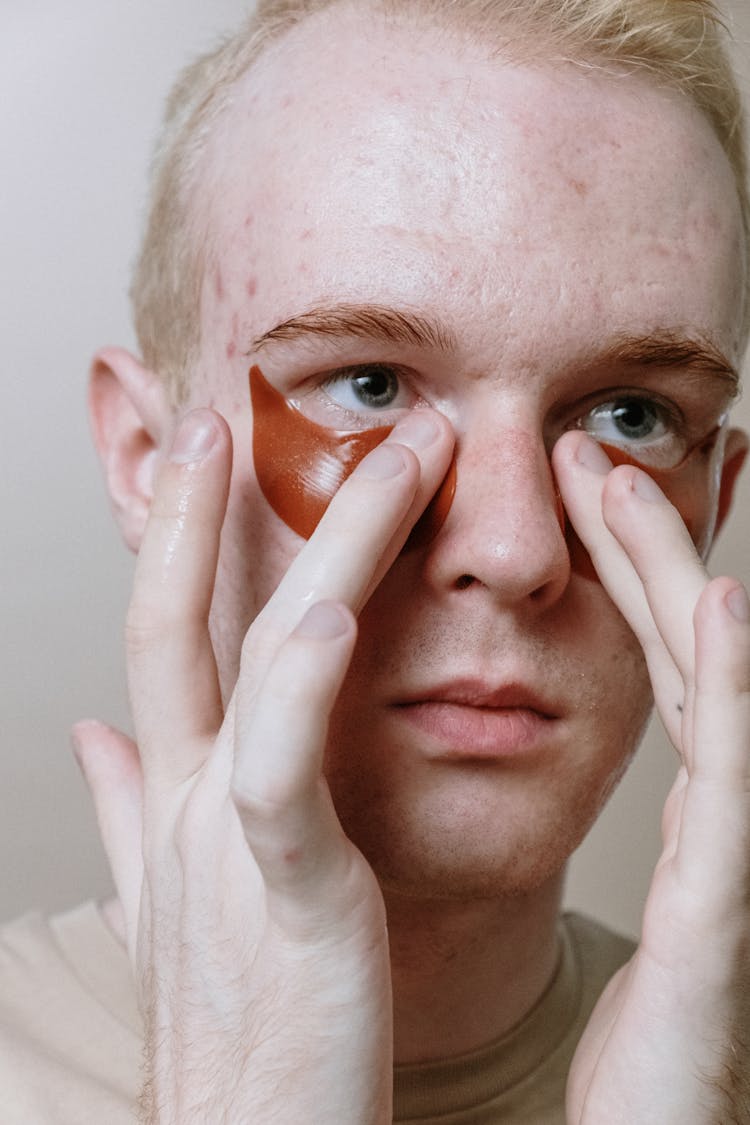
left=184, top=10, right=745, bottom=898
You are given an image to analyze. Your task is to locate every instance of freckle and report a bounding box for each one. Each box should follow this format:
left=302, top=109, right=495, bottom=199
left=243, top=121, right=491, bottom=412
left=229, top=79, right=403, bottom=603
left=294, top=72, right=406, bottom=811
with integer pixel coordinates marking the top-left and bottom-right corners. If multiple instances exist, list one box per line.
left=570, top=179, right=588, bottom=198
left=226, top=340, right=237, bottom=360
left=246, top=277, right=258, bottom=298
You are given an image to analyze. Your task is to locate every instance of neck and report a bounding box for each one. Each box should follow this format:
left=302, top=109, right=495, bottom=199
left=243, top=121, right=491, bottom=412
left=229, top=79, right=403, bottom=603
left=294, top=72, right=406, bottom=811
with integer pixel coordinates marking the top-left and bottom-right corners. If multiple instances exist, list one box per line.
left=384, top=873, right=565, bottom=1065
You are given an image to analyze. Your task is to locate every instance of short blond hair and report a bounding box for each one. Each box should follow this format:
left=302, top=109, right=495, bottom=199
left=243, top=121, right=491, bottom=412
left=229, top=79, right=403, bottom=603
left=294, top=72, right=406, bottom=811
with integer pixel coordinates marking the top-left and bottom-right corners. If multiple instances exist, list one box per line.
left=131, top=0, right=749, bottom=404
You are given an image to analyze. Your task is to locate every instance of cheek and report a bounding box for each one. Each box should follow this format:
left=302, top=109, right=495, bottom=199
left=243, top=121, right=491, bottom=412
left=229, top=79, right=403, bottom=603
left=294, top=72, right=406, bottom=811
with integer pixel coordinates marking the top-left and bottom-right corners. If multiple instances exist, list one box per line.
left=250, top=365, right=455, bottom=546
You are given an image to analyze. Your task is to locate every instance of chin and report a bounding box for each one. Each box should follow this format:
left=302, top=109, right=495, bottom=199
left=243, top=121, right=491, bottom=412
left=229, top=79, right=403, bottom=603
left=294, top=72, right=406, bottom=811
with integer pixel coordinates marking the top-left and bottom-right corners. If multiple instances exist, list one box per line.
left=324, top=739, right=642, bottom=904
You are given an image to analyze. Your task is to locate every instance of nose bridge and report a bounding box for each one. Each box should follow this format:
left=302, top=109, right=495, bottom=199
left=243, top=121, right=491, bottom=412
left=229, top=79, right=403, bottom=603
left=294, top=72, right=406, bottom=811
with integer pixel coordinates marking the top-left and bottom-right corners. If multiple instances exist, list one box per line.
left=424, top=419, right=569, bottom=605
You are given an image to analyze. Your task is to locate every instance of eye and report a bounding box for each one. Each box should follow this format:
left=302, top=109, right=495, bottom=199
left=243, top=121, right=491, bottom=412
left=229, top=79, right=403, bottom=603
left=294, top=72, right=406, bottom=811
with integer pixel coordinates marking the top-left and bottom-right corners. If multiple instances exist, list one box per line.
left=583, top=398, right=668, bottom=444
left=322, top=364, right=412, bottom=414
left=575, top=395, right=694, bottom=468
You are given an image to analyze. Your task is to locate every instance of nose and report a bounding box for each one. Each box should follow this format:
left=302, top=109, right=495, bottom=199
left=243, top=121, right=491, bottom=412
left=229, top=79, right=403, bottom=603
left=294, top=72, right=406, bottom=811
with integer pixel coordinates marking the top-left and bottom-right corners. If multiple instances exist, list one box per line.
left=421, top=424, right=571, bottom=611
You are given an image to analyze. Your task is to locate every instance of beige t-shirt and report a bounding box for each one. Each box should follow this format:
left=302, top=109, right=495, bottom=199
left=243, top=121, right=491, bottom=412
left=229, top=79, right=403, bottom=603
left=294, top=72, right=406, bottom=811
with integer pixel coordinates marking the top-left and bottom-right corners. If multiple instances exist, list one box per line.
left=0, top=903, right=633, bottom=1124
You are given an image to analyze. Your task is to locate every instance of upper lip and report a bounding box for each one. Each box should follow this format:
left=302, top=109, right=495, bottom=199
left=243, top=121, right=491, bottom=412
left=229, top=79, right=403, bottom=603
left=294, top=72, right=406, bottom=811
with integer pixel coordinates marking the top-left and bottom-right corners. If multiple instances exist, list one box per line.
left=394, top=679, right=560, bottom=718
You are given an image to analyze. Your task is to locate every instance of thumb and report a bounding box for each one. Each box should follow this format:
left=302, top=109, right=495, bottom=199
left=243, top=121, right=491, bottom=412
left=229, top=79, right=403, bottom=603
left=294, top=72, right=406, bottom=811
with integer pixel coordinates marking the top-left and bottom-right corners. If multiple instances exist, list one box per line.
left=72, top=719, right=144, bottom=962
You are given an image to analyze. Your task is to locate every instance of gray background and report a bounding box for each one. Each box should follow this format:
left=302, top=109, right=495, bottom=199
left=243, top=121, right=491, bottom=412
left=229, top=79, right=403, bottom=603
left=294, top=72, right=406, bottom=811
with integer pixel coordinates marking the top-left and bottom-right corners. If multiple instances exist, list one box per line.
left=2, top=1, right=748, bottom=935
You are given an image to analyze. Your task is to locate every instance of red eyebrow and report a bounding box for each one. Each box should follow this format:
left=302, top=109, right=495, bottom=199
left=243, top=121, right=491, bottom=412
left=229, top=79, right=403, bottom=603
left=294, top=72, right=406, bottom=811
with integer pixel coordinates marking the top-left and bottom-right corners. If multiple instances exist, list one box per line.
left=249, top=302, right=458, bottom=353
left=593, top=330, right=739, bottom=393
left=250, top=307, right=739, bottom=394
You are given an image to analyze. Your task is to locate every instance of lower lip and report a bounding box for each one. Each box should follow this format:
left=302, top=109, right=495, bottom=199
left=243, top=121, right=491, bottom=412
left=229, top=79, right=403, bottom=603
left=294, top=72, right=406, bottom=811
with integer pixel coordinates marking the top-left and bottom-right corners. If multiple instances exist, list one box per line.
left=395, top=702, right=554, bottom=760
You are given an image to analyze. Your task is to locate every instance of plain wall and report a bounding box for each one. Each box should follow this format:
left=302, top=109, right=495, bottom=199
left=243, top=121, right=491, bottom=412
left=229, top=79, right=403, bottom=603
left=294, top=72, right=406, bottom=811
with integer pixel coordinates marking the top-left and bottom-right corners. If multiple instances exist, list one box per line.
left=2, top=1, right=749, bottom=934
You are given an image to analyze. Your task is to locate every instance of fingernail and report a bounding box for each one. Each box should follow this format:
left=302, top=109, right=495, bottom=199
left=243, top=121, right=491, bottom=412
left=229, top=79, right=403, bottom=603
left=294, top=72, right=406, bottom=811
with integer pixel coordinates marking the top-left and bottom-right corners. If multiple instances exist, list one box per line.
left=360, top=443, right=407, bottom=479
left=632, top=468, right=665, bottom=503
left=575, top=437, right=612, bottom=475
left=295, top=601, right=351, bottom=640
left=726, top=584, right=750, bottom=623
left=392, top=411, right=440, bottom=451
left=169, top=410, right=217, bottom=463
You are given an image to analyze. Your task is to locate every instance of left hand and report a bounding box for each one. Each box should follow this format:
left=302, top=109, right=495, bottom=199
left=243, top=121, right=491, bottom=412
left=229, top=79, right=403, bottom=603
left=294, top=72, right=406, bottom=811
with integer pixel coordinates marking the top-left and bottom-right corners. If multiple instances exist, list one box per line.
left=554, top=431, right=750, bottom=1125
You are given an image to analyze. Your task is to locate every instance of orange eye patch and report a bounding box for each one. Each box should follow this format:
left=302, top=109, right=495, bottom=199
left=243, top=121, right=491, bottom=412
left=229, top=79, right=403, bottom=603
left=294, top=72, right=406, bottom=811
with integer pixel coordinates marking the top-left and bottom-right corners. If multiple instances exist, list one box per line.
left=250, top=365, right=455, bottom=546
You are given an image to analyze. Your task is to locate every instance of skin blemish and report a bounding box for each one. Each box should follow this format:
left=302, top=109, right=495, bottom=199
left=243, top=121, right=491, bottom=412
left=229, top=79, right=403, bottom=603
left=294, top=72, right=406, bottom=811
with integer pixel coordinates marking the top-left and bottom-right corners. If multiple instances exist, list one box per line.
left=249, top=364, right=455, bottom=545
left=226, top=340, right=237, bottom=360
left=246, top=277, right=258, bottom=298
left=244, top=214, right=254, bottom=229
left=570, top=179, right=589, bottom=197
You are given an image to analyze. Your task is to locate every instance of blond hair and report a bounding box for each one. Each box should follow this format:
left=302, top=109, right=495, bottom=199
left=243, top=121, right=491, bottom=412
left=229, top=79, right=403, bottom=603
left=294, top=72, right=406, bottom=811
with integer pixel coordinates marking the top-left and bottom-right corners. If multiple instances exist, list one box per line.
left=131, top=0, right=749, bottom=404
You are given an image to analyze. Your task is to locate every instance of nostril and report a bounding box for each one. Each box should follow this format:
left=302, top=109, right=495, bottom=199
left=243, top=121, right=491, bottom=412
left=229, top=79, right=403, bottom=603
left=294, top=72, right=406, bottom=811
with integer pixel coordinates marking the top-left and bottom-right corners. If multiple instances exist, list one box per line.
left=455, top=574, right=475, bottom=591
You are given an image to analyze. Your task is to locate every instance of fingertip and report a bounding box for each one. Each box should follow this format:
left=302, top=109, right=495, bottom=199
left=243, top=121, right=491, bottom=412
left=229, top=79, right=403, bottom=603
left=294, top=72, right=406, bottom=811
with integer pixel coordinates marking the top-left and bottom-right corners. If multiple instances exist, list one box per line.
left=70, top=719, right=105, bottom=769
left=293, top=600, right=355, bottom=641
left=168, top=408, right=230, bottom=465
left=389, top=409, right=445, bottom=453
left=693, top=576, right=749, bottom=635
left=726, top=583, right=750, bottom=624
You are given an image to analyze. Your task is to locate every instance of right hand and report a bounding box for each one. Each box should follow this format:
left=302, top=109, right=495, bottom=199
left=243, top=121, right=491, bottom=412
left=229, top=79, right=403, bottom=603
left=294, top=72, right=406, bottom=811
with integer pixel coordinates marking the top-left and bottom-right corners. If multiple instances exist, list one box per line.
left=73, top=404, right=453, bottom=1125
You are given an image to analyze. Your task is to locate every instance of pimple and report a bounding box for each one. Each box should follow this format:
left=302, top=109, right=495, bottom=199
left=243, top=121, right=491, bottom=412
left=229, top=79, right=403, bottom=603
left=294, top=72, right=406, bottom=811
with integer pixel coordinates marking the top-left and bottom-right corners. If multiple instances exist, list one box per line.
left=244, top=214, right=254, bottom=229
left=569, top=179, right=589, bottom=198
left=300, top=228, right=313, bottom=241
left=226, top=340, right=237, bottom=360
left=246, top=277, right=258, bottom=298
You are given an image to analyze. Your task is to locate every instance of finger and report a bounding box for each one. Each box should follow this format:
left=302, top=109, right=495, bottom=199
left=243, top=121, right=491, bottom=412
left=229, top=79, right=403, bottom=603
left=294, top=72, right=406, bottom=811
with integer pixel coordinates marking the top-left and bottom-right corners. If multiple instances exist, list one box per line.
left=232, top=600, right=358, bottom=901
left=600, top=462, right=709, bottom=684
left=554, top=432, right=685, bottom=738
left=247, top=408, right=454, bottom=666
left=691, top=578, right=750, bottom=783
left=671, top=580, right=750, bottom=908
left=126, top=410, right=229, bottom=781
left=72, top=719, right=144, bottom=962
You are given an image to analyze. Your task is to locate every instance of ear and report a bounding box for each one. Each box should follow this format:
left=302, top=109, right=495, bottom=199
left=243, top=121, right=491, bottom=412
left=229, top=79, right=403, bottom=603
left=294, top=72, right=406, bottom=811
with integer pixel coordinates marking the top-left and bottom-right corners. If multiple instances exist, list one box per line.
left=713, top=426, right=749, bottom=540
left=89, top=347, right=172, bottom=552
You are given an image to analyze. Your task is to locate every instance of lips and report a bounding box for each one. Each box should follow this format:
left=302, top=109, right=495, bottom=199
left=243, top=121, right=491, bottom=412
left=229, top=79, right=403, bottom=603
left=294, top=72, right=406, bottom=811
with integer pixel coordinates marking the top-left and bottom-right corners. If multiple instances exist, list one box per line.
left=392, top=680, right=560, bottom=760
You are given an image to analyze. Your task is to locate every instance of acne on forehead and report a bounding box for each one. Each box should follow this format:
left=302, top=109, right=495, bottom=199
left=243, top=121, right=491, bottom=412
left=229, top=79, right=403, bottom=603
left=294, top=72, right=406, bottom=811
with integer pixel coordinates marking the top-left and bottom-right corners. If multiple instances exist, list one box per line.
left=197, top=14, right=745, bottom=369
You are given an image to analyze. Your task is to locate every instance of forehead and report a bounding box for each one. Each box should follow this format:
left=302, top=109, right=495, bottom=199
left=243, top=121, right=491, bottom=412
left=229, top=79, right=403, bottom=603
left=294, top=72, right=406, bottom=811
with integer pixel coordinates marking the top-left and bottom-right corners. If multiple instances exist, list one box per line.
left=199, top=8, right=746, bottom=369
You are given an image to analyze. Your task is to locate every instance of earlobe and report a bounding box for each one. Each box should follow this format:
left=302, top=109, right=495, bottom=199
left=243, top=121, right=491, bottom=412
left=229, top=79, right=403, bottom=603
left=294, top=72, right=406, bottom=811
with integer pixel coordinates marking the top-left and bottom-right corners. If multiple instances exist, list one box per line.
left=88, top=347, right=172, bottom=552
left=714, top=426, right=749, bottom=541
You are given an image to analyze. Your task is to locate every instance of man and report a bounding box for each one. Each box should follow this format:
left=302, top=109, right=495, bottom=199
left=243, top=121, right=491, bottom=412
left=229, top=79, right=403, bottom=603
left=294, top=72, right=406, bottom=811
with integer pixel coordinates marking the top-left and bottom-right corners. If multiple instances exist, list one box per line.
left=1, top=0, right=749, bottom=1121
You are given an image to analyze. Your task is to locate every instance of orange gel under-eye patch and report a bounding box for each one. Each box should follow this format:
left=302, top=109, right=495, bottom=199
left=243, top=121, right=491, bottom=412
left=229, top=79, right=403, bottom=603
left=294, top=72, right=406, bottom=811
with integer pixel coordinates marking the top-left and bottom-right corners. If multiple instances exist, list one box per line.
left=250, top=365, right=456, bottom=545
left=567, top=428, right=723, bottom=581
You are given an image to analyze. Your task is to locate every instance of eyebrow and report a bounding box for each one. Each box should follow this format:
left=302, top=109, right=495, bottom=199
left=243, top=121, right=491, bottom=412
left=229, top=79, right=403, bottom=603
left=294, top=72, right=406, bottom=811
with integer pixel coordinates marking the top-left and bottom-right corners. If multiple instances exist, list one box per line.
left=248, top=302, right=458, bottom=354
left=249, top=306, right=739, bottom=393
left=595, top=330, right=739, bottom=394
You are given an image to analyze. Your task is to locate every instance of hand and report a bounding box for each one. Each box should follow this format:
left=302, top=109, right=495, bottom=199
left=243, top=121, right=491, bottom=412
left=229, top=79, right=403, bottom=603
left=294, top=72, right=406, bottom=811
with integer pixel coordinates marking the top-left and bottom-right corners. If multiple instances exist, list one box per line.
left=73, top=405, right=454, bottom=1125
left=554, top=431, right=750, bottom=1125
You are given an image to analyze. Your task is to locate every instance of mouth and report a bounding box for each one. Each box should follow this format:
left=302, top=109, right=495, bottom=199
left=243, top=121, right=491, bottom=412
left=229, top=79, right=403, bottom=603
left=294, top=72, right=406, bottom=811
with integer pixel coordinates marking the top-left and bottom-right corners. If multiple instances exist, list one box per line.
left=391, top=681, right=560, bottom=761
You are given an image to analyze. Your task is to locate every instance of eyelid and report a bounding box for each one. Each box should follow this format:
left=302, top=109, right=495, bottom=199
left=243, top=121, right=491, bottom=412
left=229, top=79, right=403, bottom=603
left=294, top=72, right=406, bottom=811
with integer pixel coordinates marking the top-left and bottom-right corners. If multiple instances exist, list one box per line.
left=291, top=361, right=422, bottom=431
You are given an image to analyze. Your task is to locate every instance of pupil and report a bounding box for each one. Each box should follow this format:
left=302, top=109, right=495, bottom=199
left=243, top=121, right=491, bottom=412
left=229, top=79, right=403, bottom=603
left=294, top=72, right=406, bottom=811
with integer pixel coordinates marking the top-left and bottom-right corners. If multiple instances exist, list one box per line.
left=612, top=400, right=656, bottom=440
left=352, top=366, right=398, bottom=407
